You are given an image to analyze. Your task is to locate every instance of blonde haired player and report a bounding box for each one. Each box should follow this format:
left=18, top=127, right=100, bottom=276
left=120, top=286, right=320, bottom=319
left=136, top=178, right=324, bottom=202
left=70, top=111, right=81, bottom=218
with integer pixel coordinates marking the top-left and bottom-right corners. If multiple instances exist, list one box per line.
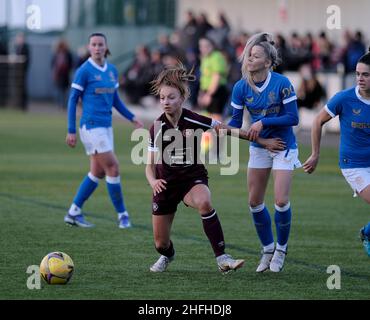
left=229, top=32, right=301, bottom=272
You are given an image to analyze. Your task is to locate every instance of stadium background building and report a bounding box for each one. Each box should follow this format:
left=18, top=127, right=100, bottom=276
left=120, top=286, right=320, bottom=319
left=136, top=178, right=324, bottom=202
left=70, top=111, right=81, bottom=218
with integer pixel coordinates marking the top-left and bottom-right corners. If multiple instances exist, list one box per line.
left=0, top=0, right=369, bottom=102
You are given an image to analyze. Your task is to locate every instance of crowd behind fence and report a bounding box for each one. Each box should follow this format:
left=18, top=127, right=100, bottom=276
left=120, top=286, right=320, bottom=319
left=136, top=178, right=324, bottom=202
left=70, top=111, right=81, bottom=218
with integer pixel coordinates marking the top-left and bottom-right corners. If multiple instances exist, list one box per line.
left=0, top=11, right=368, bottom=119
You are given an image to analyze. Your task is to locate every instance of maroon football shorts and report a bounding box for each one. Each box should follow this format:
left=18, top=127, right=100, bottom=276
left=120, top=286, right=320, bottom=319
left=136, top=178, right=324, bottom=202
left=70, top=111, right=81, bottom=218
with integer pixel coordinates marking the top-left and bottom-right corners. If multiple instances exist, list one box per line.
left=152, top=176, right=209, bottom=215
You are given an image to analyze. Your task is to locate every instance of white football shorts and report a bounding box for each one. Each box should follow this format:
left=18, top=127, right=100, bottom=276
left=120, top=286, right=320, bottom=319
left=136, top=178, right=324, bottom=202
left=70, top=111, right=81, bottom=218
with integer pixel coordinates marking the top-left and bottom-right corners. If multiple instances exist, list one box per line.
left=248, top=146, right=302, bottom=170
left=79, top=126, right=114, bottom=156
left=341, top=167, right=370, bottom=194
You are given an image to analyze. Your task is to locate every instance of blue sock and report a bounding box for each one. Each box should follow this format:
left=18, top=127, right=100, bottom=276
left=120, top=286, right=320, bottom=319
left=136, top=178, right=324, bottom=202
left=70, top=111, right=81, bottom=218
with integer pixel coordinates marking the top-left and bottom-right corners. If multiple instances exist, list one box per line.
left=72, top=173, right=99, bottom=210
left=250, top=204, right=274, bottom=248
left=106, top=176, right=126, bottom=214
left=364, top=222, right=370, bottom=237
left=274, top=203, right=292, bottom=249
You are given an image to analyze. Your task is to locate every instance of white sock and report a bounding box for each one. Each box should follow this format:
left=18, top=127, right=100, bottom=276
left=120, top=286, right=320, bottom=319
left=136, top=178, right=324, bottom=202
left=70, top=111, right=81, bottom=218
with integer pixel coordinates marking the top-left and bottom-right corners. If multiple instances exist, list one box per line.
left=263, top=242, right=275, bottom=253
left=276, top=243, right=287, bottom=252
left=69, top=203, right=81, bottom=216
left=118, top=211, right=129, bottom=219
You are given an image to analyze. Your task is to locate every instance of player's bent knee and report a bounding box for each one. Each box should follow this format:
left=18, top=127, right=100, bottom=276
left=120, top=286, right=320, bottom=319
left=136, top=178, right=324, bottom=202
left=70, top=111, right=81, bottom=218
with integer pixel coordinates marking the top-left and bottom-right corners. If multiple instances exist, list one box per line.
left=94, top=172, right=105, bottom=179
left=359, top=185, right=370, bottom=204
left=275, top=201, right=290, bottom=210
left=197, top=200, right=213, bottom=213
left=105, top=164, right=119, bottom=177
left=360, top=194, right=370, bottom=205
left=249, top=201, right=264, bottom=209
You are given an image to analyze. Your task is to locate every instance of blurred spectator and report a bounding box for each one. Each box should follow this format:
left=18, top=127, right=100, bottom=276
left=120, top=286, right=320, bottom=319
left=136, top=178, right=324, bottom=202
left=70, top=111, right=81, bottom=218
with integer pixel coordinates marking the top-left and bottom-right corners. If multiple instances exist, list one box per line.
left=302, top=32, right=321, bottom=71
left=169, top=30, right=186, bottom=62
left=15, top=32, right=30, bottom=69
left=274, top=33, right=288, bottom=73
left=194, top=13, right=214, bottom=43
left=285, top=32, right=310, bottom=71
left=150, top=49, right=164, bottom=80
left=342, top=30, right=366, bottom=74
left=0, top=34, right=8, bottom=107
left=14, top=32, right=30, bottom=110
left=137, top=48, right=165, bottom=109
left=162, top=52, right=180, bottom=67
left=157, top=33, right=184, bottom=61
left=76, top=45, right=89, bottom=68
left=120, top=45, right=153, bottom=105
left=317, top=31, right=333, bottom=71
left=222, top=48, right=241, bottom=119
left=198, top=36, right=229, bottom=159
left=197, top=37, right=229, bottom=120
left=51, top=39, right=73, bottom=109
left=297, top=64, right=326, bottom=110
left=0, top=34, right=7, bottom=55
left=179, top=10, right=198, bottom=52
left=233, top=32, right=250, bottom=58
left=184, top=48, right=200, bottom=108
left=206, top=12, right=231, bottom=54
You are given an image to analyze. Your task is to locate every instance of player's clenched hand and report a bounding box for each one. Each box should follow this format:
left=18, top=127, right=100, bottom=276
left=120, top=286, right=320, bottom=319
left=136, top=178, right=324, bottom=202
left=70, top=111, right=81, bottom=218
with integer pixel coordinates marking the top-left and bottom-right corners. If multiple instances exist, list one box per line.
left=213, top=123, right=221, bottom=133
left=150, top=179, right=167, bottom=196
left=263, top=138, right=286, bottom=152
left=213, top=123, right=227, bottom=137
left=302, top=154, right=319, bottom=174
left=247, top=120, right=263, bottom=141
left=66, top=133, right=77, bottom=148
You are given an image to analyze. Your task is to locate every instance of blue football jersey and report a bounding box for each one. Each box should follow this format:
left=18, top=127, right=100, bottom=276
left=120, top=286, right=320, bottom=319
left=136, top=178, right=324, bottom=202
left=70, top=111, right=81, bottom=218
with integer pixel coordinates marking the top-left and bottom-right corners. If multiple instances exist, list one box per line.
left=231, top=71, right=298, bottom=149
left=326, top=86, right=370, bottom=169
left=71, top=57, right=120, bottom=129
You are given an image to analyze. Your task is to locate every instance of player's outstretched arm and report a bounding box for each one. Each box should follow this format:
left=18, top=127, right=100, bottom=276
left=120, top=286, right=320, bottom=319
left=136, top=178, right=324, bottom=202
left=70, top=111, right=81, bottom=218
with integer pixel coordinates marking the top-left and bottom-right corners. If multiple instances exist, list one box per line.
left=303, top=108, right=332, bottom=174
left=131, top=117, right=144, bottom=129
left=113, top=91, right=144, bottom=128
left=214, top=123, right=285, bottom=152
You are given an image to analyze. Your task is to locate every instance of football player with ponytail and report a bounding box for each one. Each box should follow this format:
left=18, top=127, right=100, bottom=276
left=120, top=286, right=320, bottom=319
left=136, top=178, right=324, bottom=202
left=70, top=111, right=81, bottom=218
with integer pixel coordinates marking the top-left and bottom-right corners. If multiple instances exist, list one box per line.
left=229, top=32, right=301, bottom=272
left=146, top=63, right=285, bottom=273
left=65, top=33, right=143, bottom=228
left=304, top=48, right=370, bottom=258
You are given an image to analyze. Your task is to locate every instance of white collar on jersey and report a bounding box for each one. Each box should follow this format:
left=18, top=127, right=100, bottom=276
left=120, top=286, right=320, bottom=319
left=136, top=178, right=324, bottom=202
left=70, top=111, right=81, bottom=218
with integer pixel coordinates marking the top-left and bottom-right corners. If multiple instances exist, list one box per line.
left=88, top=57, right=107, bottom=72
left=256, top=71, right=271, bottom=93
left=355, top=85, right=370, bottom=105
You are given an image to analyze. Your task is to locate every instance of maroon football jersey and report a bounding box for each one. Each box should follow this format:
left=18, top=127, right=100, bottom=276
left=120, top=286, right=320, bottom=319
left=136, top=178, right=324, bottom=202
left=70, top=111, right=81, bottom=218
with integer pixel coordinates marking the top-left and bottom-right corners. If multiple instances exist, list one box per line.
left=148, top=108, right=215, bottom=184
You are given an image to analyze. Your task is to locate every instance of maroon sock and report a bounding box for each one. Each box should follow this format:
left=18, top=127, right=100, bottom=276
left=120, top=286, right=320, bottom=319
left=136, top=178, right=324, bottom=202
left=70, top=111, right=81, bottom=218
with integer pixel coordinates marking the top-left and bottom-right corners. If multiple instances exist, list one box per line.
left=201, top=209, right=225, bottom=257
left=156, top=240, right=175, bottom=259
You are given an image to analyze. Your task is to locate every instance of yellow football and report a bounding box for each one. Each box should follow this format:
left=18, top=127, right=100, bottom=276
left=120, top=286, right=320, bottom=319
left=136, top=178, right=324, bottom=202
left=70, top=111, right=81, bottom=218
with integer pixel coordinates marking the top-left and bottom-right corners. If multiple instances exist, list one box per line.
left=40, top=252, right=74, bottom=285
